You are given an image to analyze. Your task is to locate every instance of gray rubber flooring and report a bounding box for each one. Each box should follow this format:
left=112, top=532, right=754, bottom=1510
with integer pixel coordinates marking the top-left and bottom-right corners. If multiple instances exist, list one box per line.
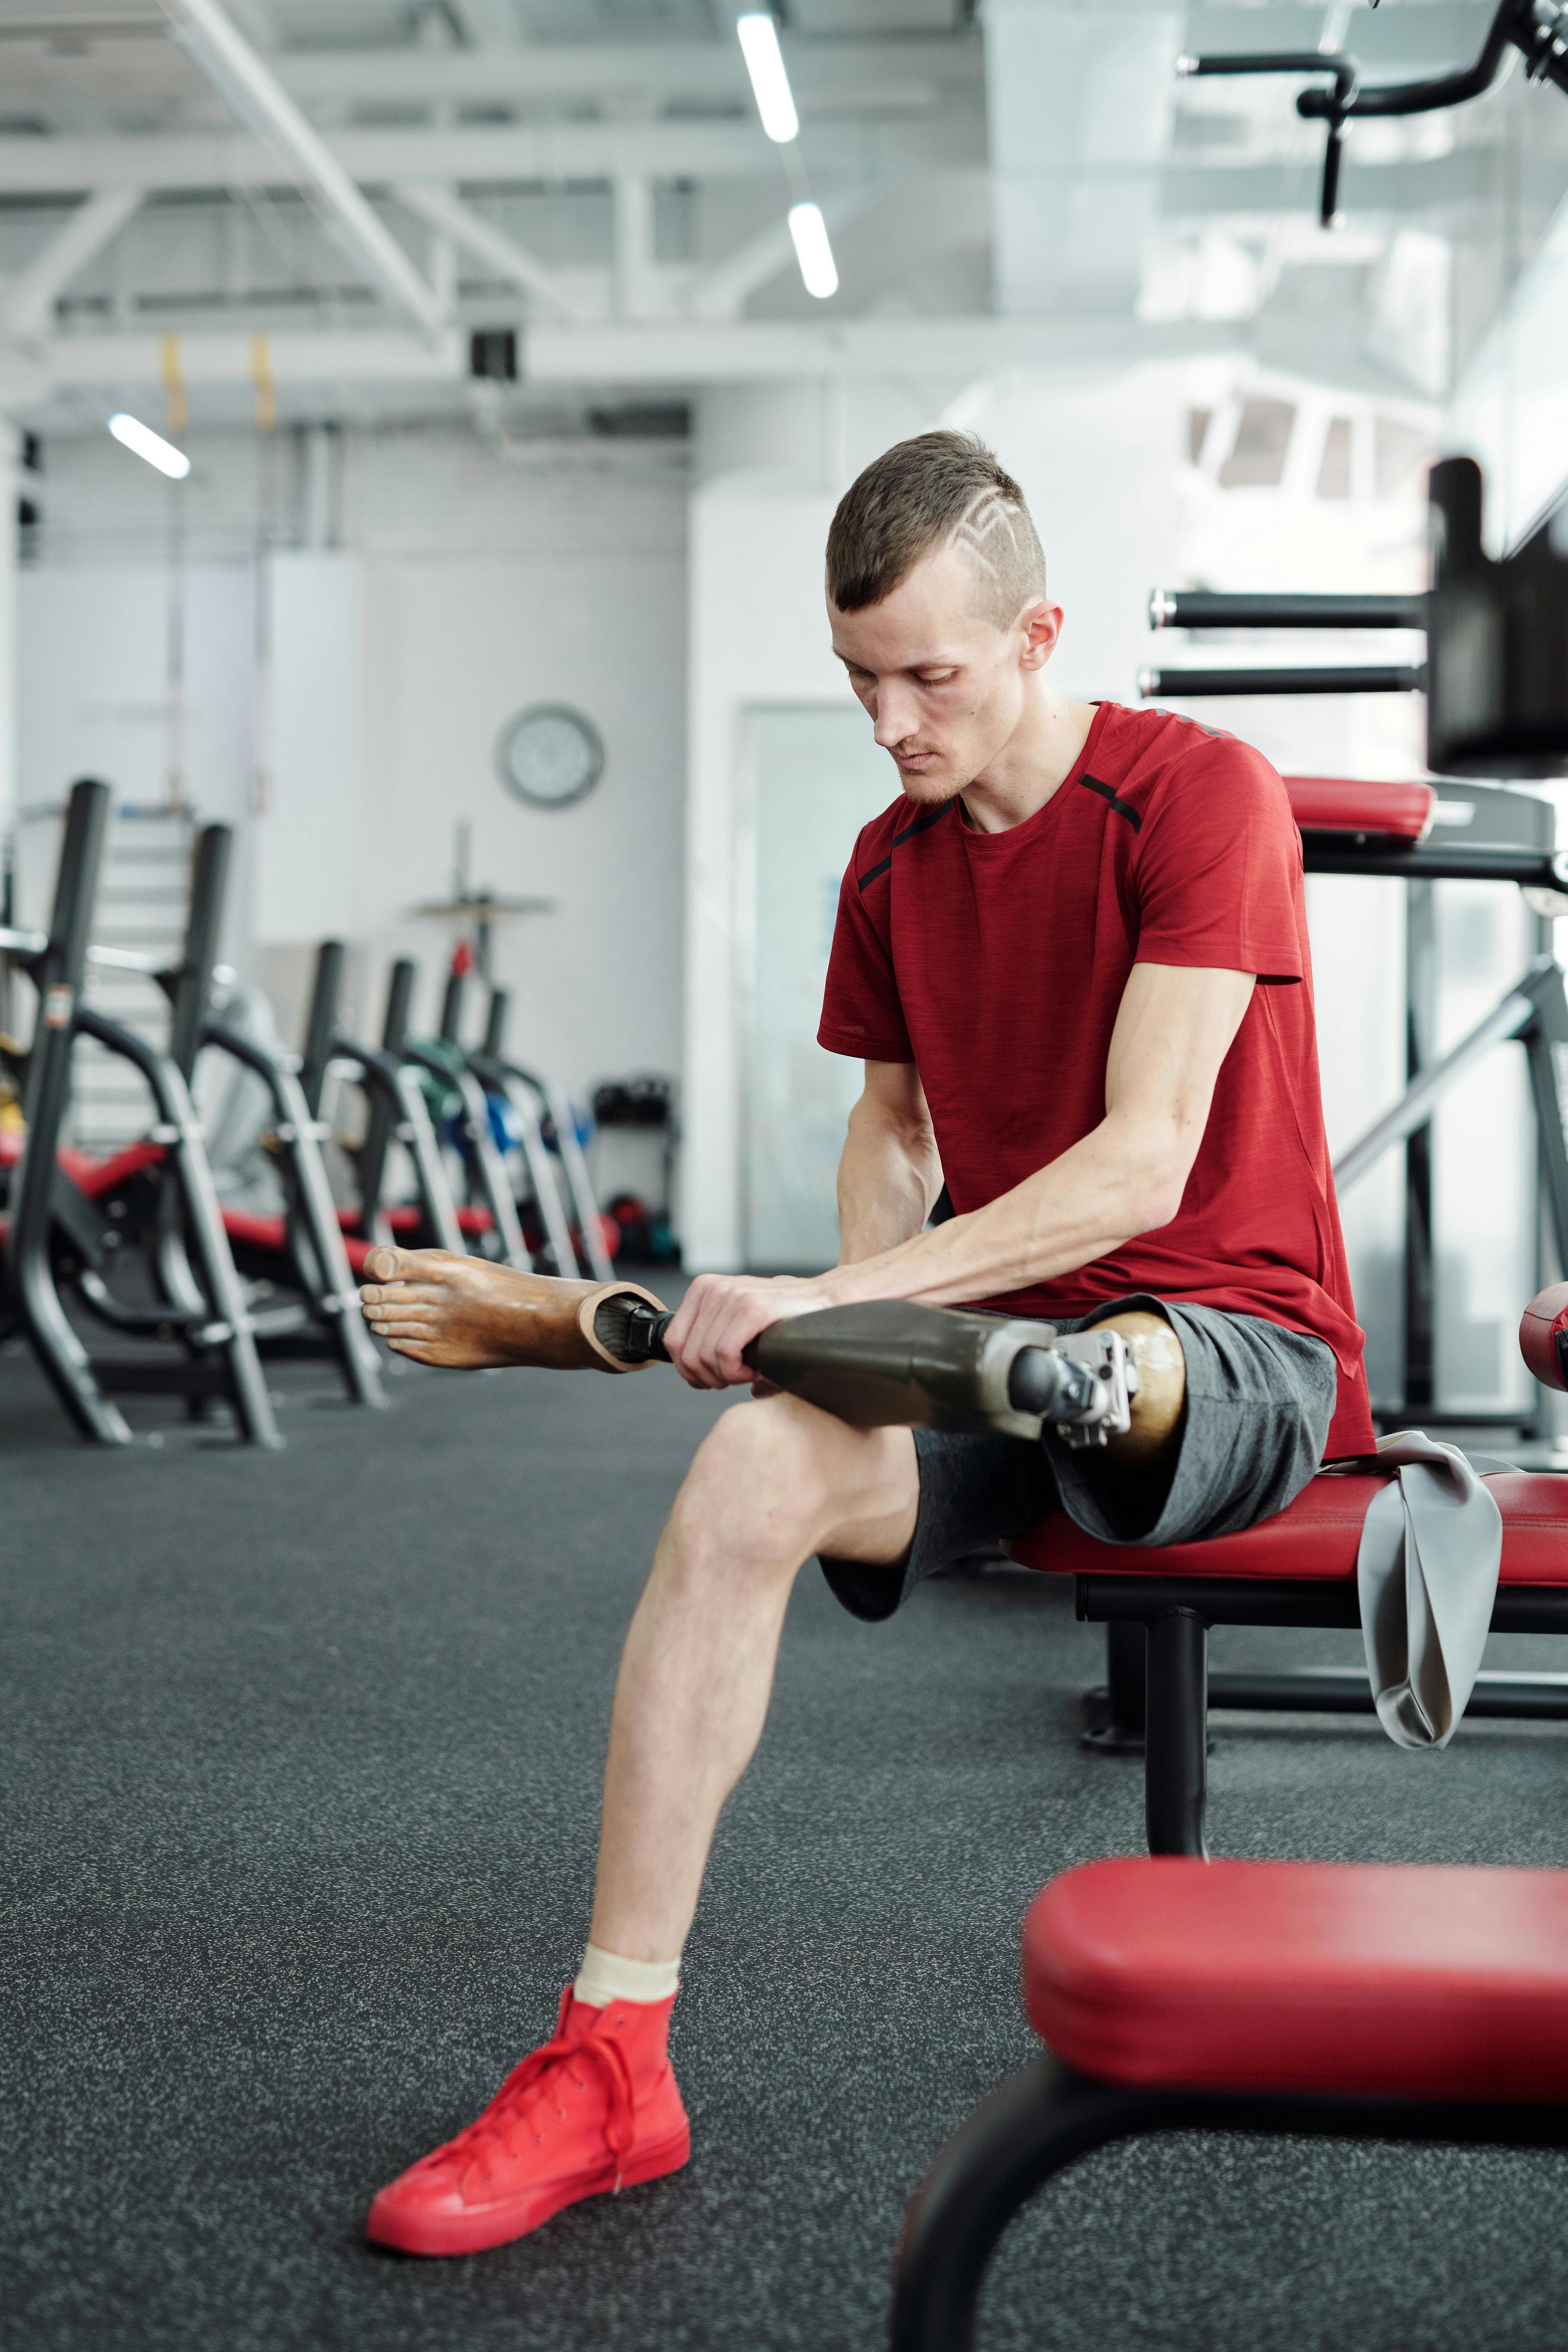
left=4, top=1331, right=1568, bottom=2350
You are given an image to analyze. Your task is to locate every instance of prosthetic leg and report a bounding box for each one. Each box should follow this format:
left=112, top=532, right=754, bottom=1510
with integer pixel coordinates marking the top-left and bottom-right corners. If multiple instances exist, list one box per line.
left=470, top=1276, right=1140, bottom=1447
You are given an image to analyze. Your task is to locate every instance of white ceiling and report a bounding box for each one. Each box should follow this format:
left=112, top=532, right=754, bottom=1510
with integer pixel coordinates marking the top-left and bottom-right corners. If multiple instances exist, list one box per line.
left=0, top=0, right=1563, bottom=436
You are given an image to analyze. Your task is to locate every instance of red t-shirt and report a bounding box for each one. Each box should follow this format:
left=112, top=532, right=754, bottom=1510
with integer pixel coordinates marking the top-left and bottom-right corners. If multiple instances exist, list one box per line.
left=817, top=700, right=1374, bottom=1460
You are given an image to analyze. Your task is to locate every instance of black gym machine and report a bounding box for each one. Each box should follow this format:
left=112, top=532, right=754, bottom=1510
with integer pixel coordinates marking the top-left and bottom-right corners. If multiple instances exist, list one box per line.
left=0, top=781, right=395, bottom=1442
left=1073, top=456, right=1568, bottom=1750
left=0, top=782, right=279, bottom=1445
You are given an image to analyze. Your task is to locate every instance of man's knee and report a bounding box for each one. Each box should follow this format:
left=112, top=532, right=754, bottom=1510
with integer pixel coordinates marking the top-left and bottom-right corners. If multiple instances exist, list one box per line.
left=671, top=1391, right=912, bottom=1579
left=670, top=1393, right=838, bottom=1572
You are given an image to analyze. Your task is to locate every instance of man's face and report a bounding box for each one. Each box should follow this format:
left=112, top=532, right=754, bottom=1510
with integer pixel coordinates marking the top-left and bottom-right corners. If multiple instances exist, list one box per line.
left=828, top=541, right=1058, bottom=805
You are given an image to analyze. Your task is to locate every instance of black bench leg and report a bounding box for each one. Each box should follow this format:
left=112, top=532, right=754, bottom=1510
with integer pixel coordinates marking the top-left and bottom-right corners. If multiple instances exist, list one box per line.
left=1081, top=1622, right=1147, bottom=1754
left=1106, top=1621, right=1146, bottom=1734
left=891, top=2059, right=1162, bottom=2352
left=1145, top=1609, right=1209, bottom=1859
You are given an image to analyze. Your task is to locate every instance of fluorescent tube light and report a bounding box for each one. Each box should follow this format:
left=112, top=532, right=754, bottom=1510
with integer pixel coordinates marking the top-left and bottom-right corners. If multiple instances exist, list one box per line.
left=108, top=412, right=191, bottom=479
left=788, top=200, right=838, bottom=299
left=737, top=12, right=799, bottom=143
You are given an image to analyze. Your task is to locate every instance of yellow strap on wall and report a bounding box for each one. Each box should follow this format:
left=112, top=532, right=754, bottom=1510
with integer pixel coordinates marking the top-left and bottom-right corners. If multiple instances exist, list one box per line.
left=250, top=332, right=276, bottom=434
left=160, top=333, right=186, bottom=437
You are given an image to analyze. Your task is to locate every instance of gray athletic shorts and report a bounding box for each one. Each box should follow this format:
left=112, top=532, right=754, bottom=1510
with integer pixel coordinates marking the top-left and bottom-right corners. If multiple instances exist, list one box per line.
left=819, top=1294, right=1337, bottom=1624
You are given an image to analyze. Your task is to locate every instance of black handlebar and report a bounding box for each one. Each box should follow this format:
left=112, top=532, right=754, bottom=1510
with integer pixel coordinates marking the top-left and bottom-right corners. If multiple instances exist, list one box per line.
left=1182, top=0, right=1568, bottom=229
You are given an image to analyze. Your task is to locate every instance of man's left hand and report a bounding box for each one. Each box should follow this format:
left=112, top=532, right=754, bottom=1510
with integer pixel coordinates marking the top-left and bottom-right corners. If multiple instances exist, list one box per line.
left=661, top=1271, right=845, bottom=1391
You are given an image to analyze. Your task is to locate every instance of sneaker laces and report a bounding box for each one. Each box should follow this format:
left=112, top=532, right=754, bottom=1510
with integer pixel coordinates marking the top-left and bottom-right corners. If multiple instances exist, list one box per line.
left=452, top=1994, right=639, bottom=2191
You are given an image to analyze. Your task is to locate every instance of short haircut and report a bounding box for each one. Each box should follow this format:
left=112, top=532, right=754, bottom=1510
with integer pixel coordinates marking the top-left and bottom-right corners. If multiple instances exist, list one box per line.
left=825, top=430, right=1048, bottom=631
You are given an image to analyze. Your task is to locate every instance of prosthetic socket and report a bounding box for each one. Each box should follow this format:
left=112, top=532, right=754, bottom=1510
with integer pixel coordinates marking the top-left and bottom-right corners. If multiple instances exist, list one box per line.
left=594, top=1291, right=1138, bottom=1449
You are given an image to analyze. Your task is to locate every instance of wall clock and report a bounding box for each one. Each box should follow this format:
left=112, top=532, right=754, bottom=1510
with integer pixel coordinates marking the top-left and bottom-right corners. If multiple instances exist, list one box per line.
left=494, top=703, right=605, bottom=810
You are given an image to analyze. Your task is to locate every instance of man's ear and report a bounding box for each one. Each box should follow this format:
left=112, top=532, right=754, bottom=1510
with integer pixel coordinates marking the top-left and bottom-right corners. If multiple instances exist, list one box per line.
left=1018, top=599, right=1064, bottom=672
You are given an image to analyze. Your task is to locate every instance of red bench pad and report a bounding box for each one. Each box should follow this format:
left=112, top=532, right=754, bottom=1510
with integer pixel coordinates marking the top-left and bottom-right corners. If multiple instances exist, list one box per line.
left=337, top=1204, right=494, bottom=1238
left=57, top=1141, right=167, bottom=1198
left=1284, top=776, right=1435, bottom=841
left=1008, top=1469, right=1568, bottom=1585
left=1025, top=1857, right=1568, bottom=2101
left=222, top=1207, right=374, bottom=1275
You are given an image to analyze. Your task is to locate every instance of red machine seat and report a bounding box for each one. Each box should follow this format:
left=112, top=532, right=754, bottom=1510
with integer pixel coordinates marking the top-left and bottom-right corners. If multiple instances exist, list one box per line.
left=1025, top=1856, right=1568, bottom=2102
left=222, top=1208, right=286, bottom=1253
left=223, top=1206, right=374, bottom=1276
left=56, top=1141, right=167, bottom=1199
left=1284, top=776, right=1435, bottom=841
left=337, top=1204, right=494, bottom=1239
left=1009, top=1468, right=1568, bottom=1586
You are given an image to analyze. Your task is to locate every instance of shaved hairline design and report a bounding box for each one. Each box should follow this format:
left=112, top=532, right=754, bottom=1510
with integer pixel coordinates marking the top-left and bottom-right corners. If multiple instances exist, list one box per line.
left=825, top=429, right=1050, bottom=630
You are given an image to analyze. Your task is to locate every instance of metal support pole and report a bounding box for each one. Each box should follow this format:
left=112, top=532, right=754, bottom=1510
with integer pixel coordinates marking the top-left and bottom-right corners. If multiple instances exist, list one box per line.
left=1145, top=1610, right=1209, bottom=1859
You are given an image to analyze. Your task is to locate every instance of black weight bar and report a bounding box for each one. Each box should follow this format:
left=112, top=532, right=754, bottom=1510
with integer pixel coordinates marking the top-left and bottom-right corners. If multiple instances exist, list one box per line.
left=1148, top=589, right=1426, bottom=631
left=1139, top=664, right=1425, bottom=699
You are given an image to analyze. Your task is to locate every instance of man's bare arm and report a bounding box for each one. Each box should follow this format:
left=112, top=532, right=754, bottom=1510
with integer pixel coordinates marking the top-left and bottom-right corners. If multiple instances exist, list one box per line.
left=836, top=1061, right=943, bottom=1265
left=827, top=962, right=1255, bottom=1308
left=661, top=962, right=1255, bottom=1386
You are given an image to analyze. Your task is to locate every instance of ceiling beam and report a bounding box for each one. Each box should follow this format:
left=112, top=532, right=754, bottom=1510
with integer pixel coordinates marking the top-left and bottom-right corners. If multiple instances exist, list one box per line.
left=0, top=119, right=773, bottom=195
left=271, top=34, right=976, bottom=106
left=34, top=314, right=1237, bottom=392
left=160, top=0, right=448, bottom=339
left=444, top=0, right=521, bottom=45
left=0, top=185, right=141, bottom=337
left=394, top=180, right=594, bottom=321
left=39, top=326, right=465, bottom=385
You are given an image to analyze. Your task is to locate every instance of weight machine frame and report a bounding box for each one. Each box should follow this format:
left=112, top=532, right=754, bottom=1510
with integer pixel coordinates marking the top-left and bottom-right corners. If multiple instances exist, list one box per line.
left=0, top=780, right=279, bottom=1447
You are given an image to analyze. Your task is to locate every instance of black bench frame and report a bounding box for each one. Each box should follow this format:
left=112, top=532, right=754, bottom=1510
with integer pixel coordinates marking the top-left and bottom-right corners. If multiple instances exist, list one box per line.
left=1080, top=1573, right=1568, bottom=1858
left=891, top=2050, right=1568, bottom=2352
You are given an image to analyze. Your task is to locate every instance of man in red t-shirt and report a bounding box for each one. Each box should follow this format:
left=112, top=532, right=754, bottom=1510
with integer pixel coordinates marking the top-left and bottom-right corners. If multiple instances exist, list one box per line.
left=357, top=430, right=1371, bottom=2257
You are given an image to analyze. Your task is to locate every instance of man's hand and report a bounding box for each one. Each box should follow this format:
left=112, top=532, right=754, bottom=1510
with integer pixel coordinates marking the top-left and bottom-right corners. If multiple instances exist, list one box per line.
left=662, top=1271, right=844, bottom=1391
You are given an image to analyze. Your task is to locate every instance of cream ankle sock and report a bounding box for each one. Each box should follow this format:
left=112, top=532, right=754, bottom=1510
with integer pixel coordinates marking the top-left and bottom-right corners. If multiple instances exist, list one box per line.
left=573, top=1942, right=680, bottom=2009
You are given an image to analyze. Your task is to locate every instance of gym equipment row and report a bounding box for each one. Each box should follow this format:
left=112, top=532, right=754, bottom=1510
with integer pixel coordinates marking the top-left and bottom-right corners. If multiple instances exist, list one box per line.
left=0, top=778, right=616, bottom=1446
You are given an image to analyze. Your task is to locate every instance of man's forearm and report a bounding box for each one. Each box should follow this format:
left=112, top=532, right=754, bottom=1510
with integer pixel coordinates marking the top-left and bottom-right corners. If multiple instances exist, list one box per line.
left=836, top=1100, right=942, bottom=1266
left=823, top=1112, right=1182, bottom=1307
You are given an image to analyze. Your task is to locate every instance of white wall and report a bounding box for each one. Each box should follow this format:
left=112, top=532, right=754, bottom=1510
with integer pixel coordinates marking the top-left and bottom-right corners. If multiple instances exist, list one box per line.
left=16, top=427, right=689, bottom=1119
left=684, top=475, right=844, bottom=1269
left=346, top=540, right=685, bottom=1090
left=1447, top=180, right=1568, bottom=549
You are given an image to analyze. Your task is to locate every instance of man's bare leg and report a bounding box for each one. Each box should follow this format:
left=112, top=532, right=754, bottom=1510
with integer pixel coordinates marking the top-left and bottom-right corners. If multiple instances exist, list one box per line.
left=589, top=1392, right=920, bottom=1958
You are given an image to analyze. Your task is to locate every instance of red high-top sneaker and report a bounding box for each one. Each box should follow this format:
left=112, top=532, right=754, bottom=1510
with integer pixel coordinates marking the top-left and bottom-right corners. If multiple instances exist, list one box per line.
left=366, top=1988, right=689, bottom=2256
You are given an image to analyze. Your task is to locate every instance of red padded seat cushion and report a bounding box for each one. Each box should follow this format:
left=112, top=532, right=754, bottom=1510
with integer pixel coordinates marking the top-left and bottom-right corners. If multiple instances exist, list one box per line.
left=1025, top=1857, right=1568, bottom=2101
left=223, top=1206, right=374, bottom=1275
left=1285, top=776, right=1435, bottom=841
left=57, top=1140, right=166, bottom=1198
left=338, top=1204, right=494, bottom=1238
left=1008, top=1469, right=1568, bottom=1585
left=223, top=1208, right=286, bottom=1252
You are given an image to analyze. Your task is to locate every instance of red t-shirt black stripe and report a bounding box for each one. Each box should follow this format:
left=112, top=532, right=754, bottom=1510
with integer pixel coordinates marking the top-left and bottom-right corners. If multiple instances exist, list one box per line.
left=818, top=700, right=1374, bottom=1461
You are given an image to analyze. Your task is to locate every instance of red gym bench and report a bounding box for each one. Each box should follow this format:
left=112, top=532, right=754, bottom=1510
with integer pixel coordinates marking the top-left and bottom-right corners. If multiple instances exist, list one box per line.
left=890, top=1855, right=1568, bottom=2352
left=1009, top=1284, right=1568, bottom=1857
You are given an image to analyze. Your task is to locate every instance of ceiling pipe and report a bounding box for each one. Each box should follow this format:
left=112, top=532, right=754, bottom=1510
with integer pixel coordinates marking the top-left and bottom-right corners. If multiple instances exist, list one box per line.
left=158, top=0, right=448, bottom=343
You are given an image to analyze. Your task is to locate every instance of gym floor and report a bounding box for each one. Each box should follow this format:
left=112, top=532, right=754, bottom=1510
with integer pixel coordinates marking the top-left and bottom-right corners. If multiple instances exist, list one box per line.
left=4, top=1327, right=1568, bottom=2352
